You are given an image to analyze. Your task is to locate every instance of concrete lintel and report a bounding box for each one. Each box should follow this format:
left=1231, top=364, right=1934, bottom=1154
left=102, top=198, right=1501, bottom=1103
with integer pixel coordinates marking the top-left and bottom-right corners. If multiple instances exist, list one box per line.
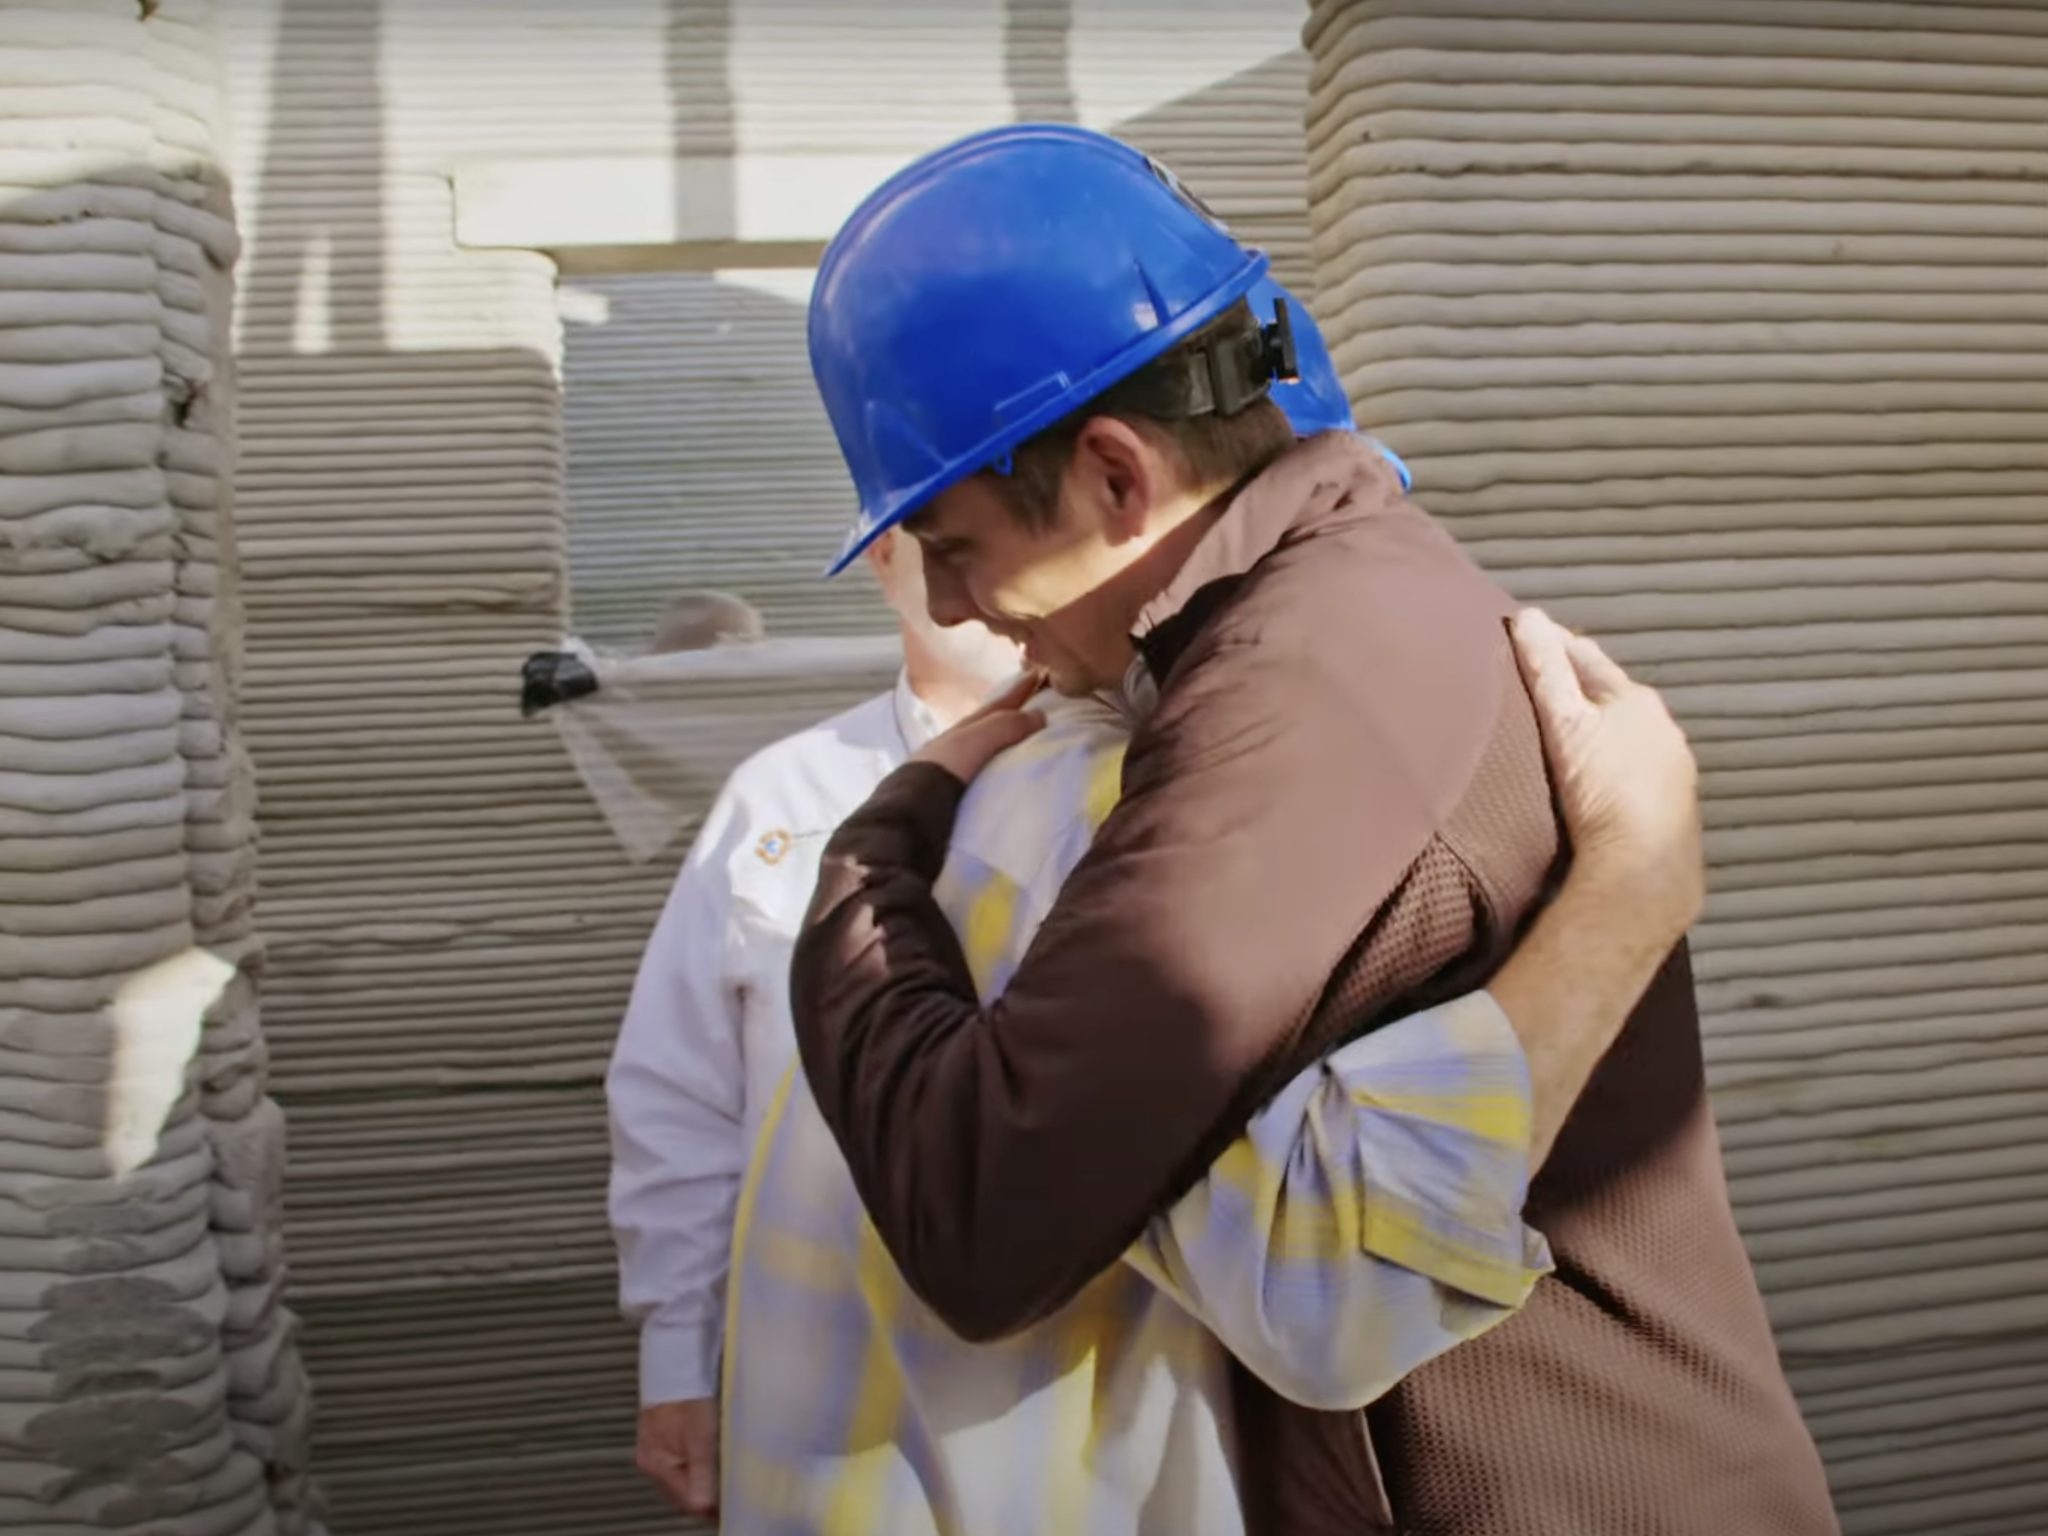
left=452, top=154, right=911, bottom=253
left=550, top=240, right=827, bottom=276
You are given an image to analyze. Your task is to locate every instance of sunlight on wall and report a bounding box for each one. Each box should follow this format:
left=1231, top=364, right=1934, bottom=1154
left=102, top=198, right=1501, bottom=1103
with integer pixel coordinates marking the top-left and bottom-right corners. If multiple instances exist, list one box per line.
left=290, top=226, right=332, bottom=352
left=104, top=947, right=236, bottom=1176
left=728, top=0, right=1010, bottom=153
left=1070, top=0, right=1304, bottom=127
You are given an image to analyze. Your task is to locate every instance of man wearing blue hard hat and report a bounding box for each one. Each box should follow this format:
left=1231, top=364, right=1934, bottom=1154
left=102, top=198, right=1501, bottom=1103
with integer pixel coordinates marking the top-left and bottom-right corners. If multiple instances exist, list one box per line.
left=764, top=126, right=1835, bottom=1535
left=716, top=271, right=1703, bottom=1535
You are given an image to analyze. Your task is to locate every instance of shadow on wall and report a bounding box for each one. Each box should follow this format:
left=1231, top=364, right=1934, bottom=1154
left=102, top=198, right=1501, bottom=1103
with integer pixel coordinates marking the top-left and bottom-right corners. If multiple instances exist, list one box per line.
left=560, top=269, right=892, bottom=649
left=1112, top=48, right=1319, bottom=297
left=561, top=3, right=1314, bottom=651
left=230, top=2, right=686, bottom=1535
left=1005, top=0, right=1081, bottom=123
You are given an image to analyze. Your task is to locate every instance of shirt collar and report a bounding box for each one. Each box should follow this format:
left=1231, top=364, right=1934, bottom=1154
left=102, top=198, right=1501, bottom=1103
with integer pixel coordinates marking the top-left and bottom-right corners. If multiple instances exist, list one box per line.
left=892, top=670, right=944, bottom=753
left=1101, top=661, right=1159, bottom=727
left=1129, top=432, right=1394, bottom=650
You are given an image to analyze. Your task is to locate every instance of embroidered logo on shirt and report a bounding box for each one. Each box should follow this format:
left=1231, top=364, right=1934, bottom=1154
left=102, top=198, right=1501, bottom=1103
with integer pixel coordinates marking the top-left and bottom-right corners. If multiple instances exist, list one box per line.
left=755, top=829, right=792, bottom=865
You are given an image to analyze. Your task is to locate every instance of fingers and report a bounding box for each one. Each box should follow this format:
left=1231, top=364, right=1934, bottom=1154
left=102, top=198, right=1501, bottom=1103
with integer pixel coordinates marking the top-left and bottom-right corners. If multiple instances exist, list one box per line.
left=637, top=1449, right=701, bottom=1516
left=1562, top=630, right=1631, bottom=707
left=638, top=1447, right=718, bottom=1520
left=681, top=1451, right=719, bottom=1520
left=980, top=709, right=1047, bottom=756
left=1507, top=607, right=1566, bottom=685
left=676, top=1408, right=719, bottom=1490
left=637, top=1399, right=718, bottom=1518
left=1508, top=608, right=1585, bottom=746
left=961, top=707, right=1047, bottom=779
left=1514, top=606, right=1639, bottom=714
left=910, top=703, right=1046, bottom=785
left=976, top=668, right=1047, bottom=716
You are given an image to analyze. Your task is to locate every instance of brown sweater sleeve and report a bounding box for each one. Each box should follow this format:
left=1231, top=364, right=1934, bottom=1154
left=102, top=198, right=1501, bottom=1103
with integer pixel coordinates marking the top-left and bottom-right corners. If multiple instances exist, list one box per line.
left=789, top=613, right=1555, bottom=1341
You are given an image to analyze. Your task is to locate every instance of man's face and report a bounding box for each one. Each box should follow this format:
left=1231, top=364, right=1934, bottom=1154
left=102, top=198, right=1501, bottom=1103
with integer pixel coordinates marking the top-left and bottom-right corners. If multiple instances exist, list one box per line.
left=866, top=528, right=1021, bottom=688
left=906, top=468, right=1144, bottom=698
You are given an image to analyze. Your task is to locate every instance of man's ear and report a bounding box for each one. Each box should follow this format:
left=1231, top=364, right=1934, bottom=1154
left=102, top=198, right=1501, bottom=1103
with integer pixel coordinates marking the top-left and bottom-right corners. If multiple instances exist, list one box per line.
left=862, top=526, right=898, bottom=580
left=1068, top=417, right=1161, bottom=544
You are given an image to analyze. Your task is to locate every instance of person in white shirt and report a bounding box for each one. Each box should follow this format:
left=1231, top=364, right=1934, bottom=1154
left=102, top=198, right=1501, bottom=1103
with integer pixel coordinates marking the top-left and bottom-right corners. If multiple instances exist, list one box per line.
left=605, top=528, right=1020, bottom=1519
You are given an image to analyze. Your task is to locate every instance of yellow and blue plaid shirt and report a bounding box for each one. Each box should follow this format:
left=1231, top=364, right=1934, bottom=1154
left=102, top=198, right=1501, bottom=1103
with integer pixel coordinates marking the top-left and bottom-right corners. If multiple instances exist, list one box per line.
left=722, top=695, right=1552, bottom=1536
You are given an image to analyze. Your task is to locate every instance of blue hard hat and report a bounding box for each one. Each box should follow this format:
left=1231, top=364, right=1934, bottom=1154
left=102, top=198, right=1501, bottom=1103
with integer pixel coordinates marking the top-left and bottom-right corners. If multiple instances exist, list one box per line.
left=1372, top=441, right=1415, bottom=492
left=1254, top=277, right=1355, bottom=438
left=811, top=124, right=1270, bottom=575
left=1252, top=277, right=1412, bottom=492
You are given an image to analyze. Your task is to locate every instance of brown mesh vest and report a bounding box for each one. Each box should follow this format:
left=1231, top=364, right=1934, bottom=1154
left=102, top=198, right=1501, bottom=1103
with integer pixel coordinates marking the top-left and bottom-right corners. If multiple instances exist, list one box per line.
left=1126, top=444, right=1847, bottom=1536
left=1233, top=942, right=1842, bottom=1535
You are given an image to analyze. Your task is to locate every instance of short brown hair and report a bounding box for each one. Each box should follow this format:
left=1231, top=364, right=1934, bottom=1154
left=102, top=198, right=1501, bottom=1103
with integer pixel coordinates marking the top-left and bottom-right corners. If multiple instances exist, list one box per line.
left=980, top=300, right=1296, bottom=529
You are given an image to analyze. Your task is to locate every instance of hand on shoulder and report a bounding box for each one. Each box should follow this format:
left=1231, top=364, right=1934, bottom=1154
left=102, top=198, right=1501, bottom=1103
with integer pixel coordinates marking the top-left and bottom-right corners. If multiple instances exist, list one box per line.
left=1510, top=607, right=1705, bottom=942
left=910, top=670, right=1049, bottom=785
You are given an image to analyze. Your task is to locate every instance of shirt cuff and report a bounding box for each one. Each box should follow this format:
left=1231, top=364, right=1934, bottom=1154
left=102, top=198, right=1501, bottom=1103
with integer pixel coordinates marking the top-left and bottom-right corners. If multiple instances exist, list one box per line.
left=1347, top=991, right=1554, bottom=1310
left=639, top=1312, right=724, bottom=1406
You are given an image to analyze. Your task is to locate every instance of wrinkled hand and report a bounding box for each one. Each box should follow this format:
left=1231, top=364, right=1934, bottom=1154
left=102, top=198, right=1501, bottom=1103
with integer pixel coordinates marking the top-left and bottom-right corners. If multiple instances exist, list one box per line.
left=636, top=1398, right=718, bottom=1522
left=1510, top=607, right=1705, bottom=936
left=910, top=670, right=1048, bottom=785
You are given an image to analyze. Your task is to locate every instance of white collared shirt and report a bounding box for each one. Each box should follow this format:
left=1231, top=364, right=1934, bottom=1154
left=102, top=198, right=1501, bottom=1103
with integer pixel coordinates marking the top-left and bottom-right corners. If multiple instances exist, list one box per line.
left=605, top=675, right=938, bottom=1404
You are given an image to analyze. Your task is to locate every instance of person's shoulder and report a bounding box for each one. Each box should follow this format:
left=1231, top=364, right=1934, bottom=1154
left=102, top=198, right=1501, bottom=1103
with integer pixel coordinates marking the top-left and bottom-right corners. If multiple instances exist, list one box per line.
left=949, top=694, right=1130, bottom=888
left=974, top=693, right=1127, bottom=798
left=727, top=690, right=900, bottom=794
left=713, top=689, right=904, bottom=837
left=679, top=689, right=905, bottom=900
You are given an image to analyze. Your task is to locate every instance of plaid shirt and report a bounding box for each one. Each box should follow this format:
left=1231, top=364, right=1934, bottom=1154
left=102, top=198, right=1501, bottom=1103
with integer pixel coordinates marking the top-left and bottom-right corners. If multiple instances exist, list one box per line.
left=722, top=696, right=1552, bottom=1536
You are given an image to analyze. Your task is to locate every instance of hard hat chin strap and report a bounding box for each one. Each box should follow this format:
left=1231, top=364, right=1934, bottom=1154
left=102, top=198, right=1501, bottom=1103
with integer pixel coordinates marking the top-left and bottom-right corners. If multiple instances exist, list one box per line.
left=987, top=294, right=1300, bottom=479
left=1149, top=297, right=1300, bottom=421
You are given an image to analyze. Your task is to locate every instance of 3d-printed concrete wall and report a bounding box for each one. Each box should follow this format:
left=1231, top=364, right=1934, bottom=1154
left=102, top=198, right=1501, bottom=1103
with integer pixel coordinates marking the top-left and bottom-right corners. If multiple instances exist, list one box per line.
left=1304, top=4, right=2048, bottom=1532
left=1, top=0, right=320, bottom=1531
